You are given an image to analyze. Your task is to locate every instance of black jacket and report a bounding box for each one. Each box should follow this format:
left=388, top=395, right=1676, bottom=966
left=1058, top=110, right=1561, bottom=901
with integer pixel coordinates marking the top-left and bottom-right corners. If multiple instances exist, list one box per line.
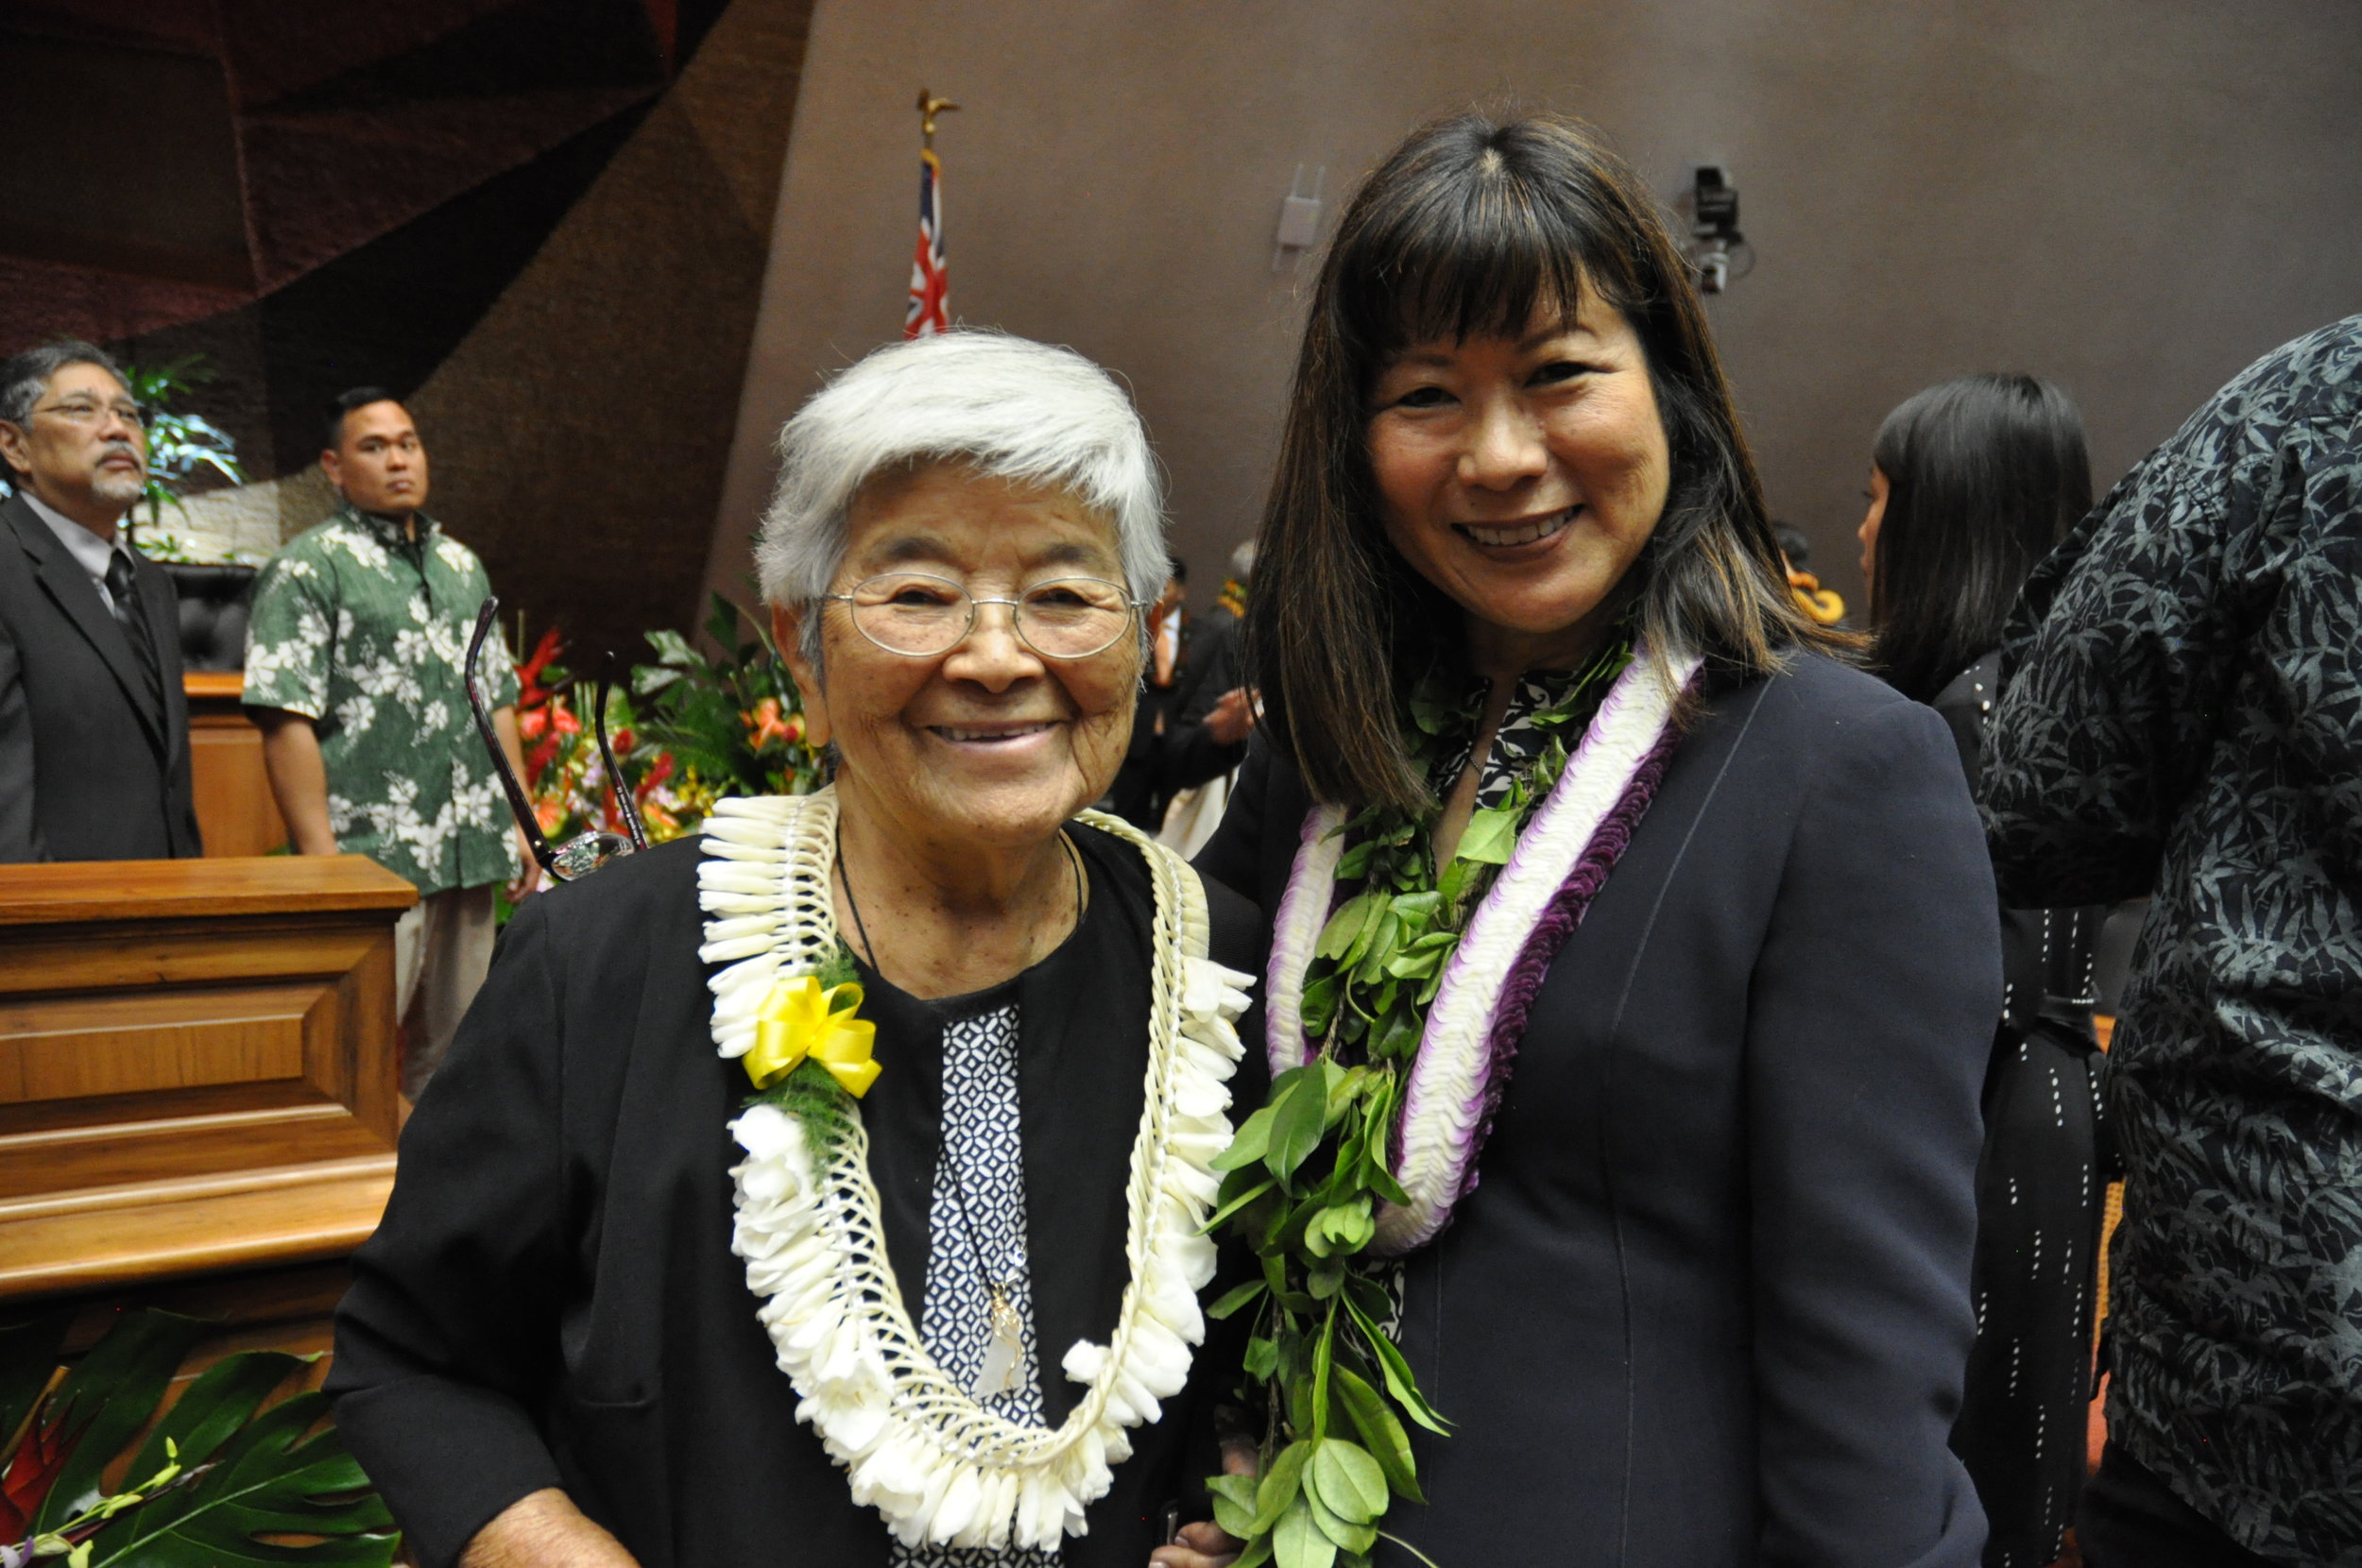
left=1929, top=650, right=2108, bottom=1568
left=1106, top=613, right=1247, bottom=832
left=0, top=494, right=201, bottom=861
left=1196, top=654, right=1999, bottom=1568
left=328, top=826, right=1266, bottom=1568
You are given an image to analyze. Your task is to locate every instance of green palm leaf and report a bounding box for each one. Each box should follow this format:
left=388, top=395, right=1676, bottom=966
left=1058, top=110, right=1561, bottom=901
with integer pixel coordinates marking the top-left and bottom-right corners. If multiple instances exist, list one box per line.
left=123, top=1352, right=307, bottom=1481
left=33, top=1311, right=209, bottom=1531
left=83, top=1391, right=396, bottom=1566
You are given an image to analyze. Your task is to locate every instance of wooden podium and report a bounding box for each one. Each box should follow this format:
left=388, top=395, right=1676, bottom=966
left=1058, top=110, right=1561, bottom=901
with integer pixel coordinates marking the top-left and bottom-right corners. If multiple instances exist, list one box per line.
left=185, top=670, right=288, bottom=858
left=0, top=856, right=415, bottom=1355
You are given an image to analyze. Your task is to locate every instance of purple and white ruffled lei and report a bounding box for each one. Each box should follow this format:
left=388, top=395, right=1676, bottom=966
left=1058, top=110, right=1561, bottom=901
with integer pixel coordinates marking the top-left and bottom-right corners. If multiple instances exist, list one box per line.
left=1265, top=647, right=1702, bottom=1255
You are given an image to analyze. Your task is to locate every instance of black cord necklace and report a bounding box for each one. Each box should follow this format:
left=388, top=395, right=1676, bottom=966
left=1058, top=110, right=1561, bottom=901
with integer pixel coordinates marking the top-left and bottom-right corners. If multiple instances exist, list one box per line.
left=832, top=820, right=1086, bottom=1397
left=833, top=822, right=1085, bottom=983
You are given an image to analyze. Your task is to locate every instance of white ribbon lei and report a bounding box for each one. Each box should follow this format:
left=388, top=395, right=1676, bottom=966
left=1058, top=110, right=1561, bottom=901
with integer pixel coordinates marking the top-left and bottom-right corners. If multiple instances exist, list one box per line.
left=699, top=789, right=1252, bottom=1552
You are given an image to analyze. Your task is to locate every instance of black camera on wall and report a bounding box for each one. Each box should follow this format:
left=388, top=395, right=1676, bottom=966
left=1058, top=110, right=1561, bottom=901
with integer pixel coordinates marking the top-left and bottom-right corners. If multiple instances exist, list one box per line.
left=1689, top=164, right=1750, bottom=294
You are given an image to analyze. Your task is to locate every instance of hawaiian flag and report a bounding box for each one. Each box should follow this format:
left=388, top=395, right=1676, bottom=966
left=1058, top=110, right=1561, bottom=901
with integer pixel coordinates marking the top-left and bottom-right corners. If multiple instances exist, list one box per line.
left=904, top=147, right=950, bottom=338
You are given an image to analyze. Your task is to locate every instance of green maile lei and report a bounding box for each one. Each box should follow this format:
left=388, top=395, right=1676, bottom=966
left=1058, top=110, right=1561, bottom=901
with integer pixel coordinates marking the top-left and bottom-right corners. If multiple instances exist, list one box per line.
left=1199, top=633, right=1634, bottom=1568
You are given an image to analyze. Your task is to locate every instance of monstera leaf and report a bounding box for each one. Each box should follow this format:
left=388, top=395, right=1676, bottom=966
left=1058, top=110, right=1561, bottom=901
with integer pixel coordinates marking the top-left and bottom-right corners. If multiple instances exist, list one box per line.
left=31, top=1310, right=209, bottom=1533
left=81, top=1390, right=394, bottom=1566
left=0, top=1309, right=398, bottom=1566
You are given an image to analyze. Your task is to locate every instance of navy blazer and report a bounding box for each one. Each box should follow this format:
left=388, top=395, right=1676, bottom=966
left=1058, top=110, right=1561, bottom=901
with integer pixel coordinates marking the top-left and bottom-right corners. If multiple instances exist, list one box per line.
left=0, top=494, right=201, bottom=861
left=1196, top=654, right=1999, bottom=1568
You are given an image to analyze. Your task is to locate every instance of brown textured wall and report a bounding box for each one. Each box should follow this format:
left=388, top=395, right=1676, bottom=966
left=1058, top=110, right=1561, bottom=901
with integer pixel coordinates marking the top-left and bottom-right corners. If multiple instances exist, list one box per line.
left=403, top=0, right=813, bottom=671
left=708, top=0, right=2362, bottom=616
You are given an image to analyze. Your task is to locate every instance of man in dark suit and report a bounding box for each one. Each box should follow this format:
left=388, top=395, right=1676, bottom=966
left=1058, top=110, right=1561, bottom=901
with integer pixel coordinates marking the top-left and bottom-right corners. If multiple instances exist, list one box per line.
left=0, top=341, right=202, bottom=861
left=1104, top=556, right=1255, bottom=834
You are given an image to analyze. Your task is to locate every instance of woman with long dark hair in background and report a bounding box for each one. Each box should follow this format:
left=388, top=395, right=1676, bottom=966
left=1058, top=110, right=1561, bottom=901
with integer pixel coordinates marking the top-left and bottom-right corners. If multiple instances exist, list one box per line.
left=1159, top=112, right=2000, bottom=1568
left=1861, top=373, right=2109, bottom=1568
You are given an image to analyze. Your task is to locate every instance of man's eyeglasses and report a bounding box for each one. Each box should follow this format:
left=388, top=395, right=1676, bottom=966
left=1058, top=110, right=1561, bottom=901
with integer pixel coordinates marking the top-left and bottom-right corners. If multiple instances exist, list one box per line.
left=27, top=400, right=149, bottom=430
left=826, top=572, right=1144, bottom=659
left=466, top=597, right=647, bottom=883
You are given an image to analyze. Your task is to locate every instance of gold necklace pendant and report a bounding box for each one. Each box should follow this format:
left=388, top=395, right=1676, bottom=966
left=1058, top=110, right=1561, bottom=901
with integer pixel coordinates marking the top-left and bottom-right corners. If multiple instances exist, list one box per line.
left=975, top=1280, right=1025, bottom=1397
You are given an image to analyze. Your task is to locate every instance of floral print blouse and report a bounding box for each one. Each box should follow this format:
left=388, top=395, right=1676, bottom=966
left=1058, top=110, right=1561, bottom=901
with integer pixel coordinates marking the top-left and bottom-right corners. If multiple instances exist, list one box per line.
left=244, top=505, right=521, bottom=896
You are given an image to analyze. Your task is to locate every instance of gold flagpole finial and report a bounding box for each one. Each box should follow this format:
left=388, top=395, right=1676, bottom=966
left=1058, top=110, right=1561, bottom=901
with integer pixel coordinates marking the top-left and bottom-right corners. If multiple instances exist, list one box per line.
left=916, top=88, right=959, bottom=148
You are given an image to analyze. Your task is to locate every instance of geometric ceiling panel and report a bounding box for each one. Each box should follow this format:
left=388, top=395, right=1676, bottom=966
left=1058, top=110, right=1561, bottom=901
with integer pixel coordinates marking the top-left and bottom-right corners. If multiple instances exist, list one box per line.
left=0, top=0, right=703, bottom=353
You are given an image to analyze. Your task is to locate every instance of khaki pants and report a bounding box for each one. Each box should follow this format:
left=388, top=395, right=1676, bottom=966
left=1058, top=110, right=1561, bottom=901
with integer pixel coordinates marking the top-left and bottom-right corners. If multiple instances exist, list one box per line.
left=393, top=883, right=498, bottom=1100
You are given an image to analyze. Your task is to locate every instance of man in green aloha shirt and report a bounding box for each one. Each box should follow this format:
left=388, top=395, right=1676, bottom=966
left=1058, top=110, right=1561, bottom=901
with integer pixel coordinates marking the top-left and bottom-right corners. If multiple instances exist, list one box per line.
left=244, top=388, right=535, bottom=1099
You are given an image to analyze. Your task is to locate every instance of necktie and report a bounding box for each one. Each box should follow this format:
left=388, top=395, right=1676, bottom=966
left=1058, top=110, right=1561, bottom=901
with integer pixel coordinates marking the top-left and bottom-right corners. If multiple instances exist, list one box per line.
left=103, top=551, right=164, bottom=712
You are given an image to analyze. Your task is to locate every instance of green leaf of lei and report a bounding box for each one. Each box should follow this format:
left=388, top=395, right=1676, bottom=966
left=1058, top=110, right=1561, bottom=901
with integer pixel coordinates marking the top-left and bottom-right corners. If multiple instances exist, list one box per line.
left=1207, top=630, right=1634, bottom=1562
left=1453, top=805, right=1520, bottom=865
left=1265, top=1067, right=1330, bottom=1180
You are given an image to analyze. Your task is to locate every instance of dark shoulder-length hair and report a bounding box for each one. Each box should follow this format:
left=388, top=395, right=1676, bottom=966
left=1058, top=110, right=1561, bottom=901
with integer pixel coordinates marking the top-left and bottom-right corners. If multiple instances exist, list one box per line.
left=1867, top=373, right=2091, bottom=704
left=1248, top=111, right=1840, bottom=813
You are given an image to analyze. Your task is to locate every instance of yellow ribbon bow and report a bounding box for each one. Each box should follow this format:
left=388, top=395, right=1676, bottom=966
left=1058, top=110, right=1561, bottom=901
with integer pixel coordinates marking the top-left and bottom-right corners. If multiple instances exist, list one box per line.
left=746, top=975, right=881, bottom=1097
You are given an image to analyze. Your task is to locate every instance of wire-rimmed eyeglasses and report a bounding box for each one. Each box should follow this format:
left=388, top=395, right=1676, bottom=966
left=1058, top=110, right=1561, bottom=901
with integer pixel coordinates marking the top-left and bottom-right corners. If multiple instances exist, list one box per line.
left=26, top=399, right=149, bottom=430
left=466, top=596, right=647, bottom=883
left=824, top=572, right=1144, bottom=659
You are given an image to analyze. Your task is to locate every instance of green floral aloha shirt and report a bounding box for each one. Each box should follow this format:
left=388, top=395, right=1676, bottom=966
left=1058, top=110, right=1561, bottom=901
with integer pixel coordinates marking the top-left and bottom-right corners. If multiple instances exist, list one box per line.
left=243, top=505, right=521, bottom=896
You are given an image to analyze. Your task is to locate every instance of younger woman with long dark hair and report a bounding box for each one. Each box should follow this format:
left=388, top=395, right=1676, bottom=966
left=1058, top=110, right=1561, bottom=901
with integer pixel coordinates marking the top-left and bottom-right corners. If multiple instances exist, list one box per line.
left=1861, top=372, right=2108, bottom=1568
left=1162, top=113, right=2001, bottom=1568
left=1860, top=373, right=2091, bottom=706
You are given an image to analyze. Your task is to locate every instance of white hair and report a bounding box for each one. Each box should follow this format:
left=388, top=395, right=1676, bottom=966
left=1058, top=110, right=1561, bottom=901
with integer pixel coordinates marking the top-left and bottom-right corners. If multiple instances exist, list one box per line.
left=755, top=332, right=1167, bottom=651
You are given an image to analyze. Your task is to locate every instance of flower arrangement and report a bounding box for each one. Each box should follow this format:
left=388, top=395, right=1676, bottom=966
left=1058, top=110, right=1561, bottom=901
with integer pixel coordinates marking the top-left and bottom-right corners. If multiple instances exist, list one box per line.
left=512, top=593, right=826, bottom=854
left=513, top=631, right=709, bottom=848
left=633, top=593, right=827, bottom=800
left=0, top=1307, right=396, bottom=1565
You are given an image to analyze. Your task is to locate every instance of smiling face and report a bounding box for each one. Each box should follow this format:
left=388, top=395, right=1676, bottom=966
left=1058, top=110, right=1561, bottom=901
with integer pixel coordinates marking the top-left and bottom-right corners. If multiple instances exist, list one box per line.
left=0, top=362, right=148, bottom=528
left=1365, top=288, right=1670, bottom=673
left=778, top=463, right=1141, bottom=859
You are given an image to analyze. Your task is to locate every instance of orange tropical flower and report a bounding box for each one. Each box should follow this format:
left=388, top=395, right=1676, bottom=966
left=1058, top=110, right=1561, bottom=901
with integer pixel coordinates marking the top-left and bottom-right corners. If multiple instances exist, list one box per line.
left=745, top=697, right=796, bottom=750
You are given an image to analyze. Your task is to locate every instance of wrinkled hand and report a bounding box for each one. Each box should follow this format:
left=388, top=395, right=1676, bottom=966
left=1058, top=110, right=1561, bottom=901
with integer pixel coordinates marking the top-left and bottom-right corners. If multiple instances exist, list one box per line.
left=1149, top=1519, right=1243, bottom=1568
left=1204, top=688, right=1257, bottom=747
left=1148, top=1437, right=1256, bottom=1568
left=461, top=1488, right=639, bottom=1567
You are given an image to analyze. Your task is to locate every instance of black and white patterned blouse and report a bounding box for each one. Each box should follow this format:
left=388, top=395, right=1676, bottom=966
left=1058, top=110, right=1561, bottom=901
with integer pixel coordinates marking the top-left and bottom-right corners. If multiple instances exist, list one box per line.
left=1429, top=667, right=1614, bottom=809
left=890, top=994, right=1058, bottom=1568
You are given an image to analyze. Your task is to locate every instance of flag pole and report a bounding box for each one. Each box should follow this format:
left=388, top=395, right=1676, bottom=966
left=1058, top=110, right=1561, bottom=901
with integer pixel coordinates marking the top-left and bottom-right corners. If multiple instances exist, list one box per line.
left=916, top=88, right=958, bottom=147
left=906, top=89, right=958, bottom=338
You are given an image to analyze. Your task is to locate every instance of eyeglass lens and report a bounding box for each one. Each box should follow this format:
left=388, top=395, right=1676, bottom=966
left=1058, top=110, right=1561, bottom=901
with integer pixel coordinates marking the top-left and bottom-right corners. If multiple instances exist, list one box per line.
left=847, top=573, right=1132, bottom=658
left=552, top=831, right=635, bottom=879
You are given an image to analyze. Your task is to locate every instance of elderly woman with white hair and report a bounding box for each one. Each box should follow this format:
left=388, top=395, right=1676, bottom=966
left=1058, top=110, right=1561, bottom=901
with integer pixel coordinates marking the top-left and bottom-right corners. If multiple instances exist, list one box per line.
left=329, top=332, right=1266, bottom=1568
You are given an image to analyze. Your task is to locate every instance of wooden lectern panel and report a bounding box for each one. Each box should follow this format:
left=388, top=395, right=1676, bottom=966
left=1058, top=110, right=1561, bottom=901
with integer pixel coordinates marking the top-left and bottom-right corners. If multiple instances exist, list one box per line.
left=185, top=670, right=288, bottom=858
left=0, top=856, right=414, bottom=1303
left=0, top=981, right=314, bottom=1103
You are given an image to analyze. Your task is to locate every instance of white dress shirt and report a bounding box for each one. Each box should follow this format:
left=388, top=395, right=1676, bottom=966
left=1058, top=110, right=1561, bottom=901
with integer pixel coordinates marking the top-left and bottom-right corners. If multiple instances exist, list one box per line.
left=23, top=492, right=137, bottom=621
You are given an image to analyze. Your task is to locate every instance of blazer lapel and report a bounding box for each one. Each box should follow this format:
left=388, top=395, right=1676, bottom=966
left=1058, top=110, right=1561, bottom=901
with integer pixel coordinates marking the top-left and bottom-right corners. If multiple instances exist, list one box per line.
left=4, top=500, right=168, bottom=753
